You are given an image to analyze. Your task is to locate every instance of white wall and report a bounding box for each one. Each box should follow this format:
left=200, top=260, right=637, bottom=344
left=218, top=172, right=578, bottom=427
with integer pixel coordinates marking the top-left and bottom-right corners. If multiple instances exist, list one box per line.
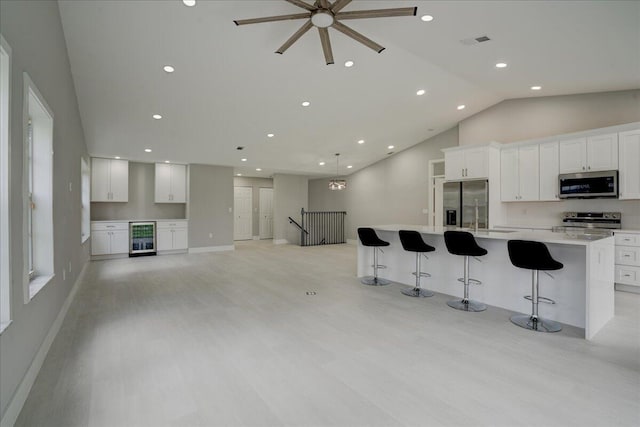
left=0, top=0, right=89, bottom=420
left=273, top=174, right=308, bottom=244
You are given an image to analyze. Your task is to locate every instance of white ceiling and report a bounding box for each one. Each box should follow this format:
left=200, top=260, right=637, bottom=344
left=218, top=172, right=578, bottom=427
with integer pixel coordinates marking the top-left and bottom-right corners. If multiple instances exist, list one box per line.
left=58, top=0, right=640, bottom=178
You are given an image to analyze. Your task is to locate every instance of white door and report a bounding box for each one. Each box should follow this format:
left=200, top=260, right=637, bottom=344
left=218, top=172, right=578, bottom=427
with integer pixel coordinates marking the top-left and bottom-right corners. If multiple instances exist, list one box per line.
left=234, top=186, right=252, bottom=240
left=259, top=187, right=274, bottom=239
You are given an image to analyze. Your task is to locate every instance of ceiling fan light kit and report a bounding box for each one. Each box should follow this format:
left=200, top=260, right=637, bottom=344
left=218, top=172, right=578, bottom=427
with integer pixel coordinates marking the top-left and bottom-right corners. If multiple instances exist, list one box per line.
left=234, top=0, right=417, bottom=65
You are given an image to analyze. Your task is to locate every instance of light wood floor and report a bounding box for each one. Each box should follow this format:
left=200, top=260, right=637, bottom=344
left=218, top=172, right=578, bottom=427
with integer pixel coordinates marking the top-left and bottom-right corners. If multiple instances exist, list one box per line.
left=15, top=241, right=640, bottom=427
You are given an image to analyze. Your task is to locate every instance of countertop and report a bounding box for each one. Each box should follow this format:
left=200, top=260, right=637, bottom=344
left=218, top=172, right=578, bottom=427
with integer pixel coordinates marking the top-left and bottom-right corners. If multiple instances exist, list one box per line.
left=91, top=219, right=188, bottom=223
left=371, top=224, right=614, bottom=246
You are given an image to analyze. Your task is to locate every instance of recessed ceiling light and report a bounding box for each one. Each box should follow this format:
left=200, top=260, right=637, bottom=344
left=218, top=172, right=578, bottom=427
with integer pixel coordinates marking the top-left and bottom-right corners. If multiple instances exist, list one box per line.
left=164, top=160, right=170, bottom=163
left=457, top=105, right=466, bottom=110
left=344, top=60, right=354, bottom=68
left=163, top=65, right=175, bottom=73
left=144, top=148, right=152, bottom=153
left=183, top=0, right=196, bottom=6
left=495, top=62, right=508, bottom=68
left=267, top=133, right=274, bottom=138
left=301, top=101, right=310, bottom=107
left=421, top=15, right=434, bottom=22
left=236, top=173, right=242, bottom=176
left=347, top=165, right=353, bottom=169
left=256, top=168, right=262, bottom=171
left=241, top=158, right=247, bottom=162
left=416, top=89, right=426, bottom=96
left=319, top=162, right=325, bottom=166
left=153, top=114, right=162, bottom=120
left=531, top=86, right=542, bottom=90
left=358, top=139, right=365, bottom=144
left=388, top=145, right=395, bottom=149
left=114, top=156, right=120, bottom=159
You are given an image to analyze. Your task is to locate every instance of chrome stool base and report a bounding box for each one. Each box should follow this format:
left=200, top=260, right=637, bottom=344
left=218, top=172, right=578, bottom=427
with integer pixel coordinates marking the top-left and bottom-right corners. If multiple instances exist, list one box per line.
left=361, top=276, right=391, bottom=286
left=510, top=314, right=562, bottom=332
left=447, top=299, right=487, bottom=312
left=401, top=287, right=434, bottom=298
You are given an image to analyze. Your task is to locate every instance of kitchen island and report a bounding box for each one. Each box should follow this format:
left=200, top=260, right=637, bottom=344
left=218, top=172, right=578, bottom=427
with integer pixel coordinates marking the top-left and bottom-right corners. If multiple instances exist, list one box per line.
left=357, top=225, right=615, bottom=340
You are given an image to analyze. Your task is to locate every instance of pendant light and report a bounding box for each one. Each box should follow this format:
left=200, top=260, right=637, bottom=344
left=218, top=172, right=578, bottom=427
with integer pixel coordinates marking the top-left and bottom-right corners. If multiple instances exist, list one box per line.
left=329, top=153, right=346, bottom=190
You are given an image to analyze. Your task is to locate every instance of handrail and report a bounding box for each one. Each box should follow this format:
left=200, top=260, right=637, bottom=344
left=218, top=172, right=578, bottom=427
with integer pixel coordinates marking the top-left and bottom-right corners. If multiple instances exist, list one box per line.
left=288, top=216, right=309, bottom=235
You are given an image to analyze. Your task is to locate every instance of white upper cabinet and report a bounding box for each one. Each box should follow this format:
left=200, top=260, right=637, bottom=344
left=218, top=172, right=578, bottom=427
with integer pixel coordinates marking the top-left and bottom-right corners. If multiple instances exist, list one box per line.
left=91, top=158, right=128, bottom=202
left=445, top=146, right=488, bottom=180
left=155, top=163, right=187, bottom=203
left=539, top=141, right=560, bottom=201
left=618, top=129, right=640, bottom=200
left=500, top=145, right=539, bottom=201
left=559, top=133, right=618, bottom=173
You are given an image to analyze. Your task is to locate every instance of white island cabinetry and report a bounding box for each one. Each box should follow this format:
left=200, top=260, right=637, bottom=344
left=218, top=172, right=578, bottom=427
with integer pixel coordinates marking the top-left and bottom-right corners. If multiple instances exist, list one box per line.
left=157, top=220, right=188, bottom=252
left=614, top=232, right=640, bottom=289
left=91, top=221, right=129, bottom=255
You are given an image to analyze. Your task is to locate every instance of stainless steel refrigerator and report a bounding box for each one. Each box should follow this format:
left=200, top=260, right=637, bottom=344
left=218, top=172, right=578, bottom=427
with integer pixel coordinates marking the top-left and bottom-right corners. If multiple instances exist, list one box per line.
left=443, top=180, right=489, bottom=229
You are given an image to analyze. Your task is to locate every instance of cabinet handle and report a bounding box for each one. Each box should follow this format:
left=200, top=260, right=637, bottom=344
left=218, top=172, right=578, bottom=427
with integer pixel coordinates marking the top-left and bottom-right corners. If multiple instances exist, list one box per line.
left=623, top=254, right=631, bottom=257
left=461, top=168, right=464, bottom=177
left=582, top=166, right=586, bottom=171
left=587, top=166, right=591, bottom=170
left=623, top=274, right=631, bottom=277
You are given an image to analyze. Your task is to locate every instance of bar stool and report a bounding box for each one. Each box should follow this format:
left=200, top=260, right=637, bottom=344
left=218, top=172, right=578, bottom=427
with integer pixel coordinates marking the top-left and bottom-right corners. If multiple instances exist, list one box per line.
left=398, top=230, right=435, bottom=297
left=507, top=240, right=563, bottom=332
left=357, top=227, right=391, bottom=286
left=443, top=231, right=487, bottom=312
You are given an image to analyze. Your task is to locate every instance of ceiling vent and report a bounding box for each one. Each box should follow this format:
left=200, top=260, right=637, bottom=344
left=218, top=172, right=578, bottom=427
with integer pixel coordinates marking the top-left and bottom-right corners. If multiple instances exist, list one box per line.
left=460, top=35, right=491, bottom=46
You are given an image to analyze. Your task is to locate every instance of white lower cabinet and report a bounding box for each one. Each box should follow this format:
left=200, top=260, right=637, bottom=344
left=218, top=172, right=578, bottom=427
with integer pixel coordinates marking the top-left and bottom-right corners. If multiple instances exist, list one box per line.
left=91, top=222, right=129, bottom=255
left=614, top=232, right=640, bottom=287
left=157, top=220, right=188, bottom=251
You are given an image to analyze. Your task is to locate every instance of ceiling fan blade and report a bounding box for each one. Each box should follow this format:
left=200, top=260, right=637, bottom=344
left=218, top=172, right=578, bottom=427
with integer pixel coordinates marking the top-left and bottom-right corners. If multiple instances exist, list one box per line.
left=276, top=20, right=314, bottom=54
left=284, top=0, right=317, bottom=12
left=331, top=21, right=385, bottom=53
left=318, top=27, right=334, bottom=65
left=331, top=0, right=352, bottom=13
left=234, top=13, right=310, bottom=26
left=336, top=7, right=418, bottom=20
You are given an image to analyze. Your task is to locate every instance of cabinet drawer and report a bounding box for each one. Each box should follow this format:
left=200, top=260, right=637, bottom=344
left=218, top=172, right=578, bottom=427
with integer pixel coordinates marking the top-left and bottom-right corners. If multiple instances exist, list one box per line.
left=615, top=246, right=640, bottom=266
left=91, top=222, right=128, bottom=231
left=615, top=265, right=640, bottom=286
left=157, top=220, right=188, bottom=229
left=615, top=233, right=640, bottom=246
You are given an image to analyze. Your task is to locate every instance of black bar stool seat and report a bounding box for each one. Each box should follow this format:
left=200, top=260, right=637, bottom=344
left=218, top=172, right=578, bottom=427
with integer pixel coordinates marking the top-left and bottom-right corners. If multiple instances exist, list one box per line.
left=399, top=230, right=436, bottom=298
left=508, top=240, right=563, bottom=333
left=443, top=231, right=487, bottom=312
left=358, top=227, right=391, bottom=286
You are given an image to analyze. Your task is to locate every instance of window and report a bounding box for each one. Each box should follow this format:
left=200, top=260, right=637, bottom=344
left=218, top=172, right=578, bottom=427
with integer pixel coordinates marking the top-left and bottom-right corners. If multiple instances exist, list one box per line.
left=1, top=35, right=11, bottom=330
left=81, top=156, right=90, bottom=243
left=23, top=73, right=54, bottom=301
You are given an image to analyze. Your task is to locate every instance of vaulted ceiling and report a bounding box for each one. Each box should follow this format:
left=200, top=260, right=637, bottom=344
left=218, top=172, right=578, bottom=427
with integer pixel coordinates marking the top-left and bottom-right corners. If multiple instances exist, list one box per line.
left=58, top=0, right=640, bottom=177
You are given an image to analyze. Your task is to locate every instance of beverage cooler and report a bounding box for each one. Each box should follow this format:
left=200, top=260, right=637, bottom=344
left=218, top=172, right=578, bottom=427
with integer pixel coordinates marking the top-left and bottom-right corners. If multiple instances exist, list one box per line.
left=129, top=221, right=156, bottom=256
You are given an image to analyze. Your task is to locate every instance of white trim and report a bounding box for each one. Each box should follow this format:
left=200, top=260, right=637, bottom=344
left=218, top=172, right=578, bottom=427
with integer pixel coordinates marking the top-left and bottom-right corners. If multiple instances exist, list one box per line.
left=0, top=34, right=12, bottom=326
left=188, top=245, right=235, bottom=254
left=28, top=273, right=54, bottom=300
left=0, top=263, right=87, bottom=427
left=274, top=239, right=289, bottom=245
left=252, top=235, right=260, bottom=240
left=346, top=239, right=358, bottom=245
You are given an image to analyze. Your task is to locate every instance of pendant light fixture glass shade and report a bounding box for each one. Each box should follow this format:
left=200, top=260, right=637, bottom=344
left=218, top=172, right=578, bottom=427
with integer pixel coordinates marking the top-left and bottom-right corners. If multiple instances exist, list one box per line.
left=329, top=153, right=346, bottom=190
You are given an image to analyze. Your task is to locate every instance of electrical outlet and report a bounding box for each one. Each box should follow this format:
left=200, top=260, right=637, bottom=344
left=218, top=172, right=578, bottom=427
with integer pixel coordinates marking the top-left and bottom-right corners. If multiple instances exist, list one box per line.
left=69, top=261, right=71, bottom=273
left=63, top=268, right=66, bottom=281
left=69, top=182, right=72, bottom=192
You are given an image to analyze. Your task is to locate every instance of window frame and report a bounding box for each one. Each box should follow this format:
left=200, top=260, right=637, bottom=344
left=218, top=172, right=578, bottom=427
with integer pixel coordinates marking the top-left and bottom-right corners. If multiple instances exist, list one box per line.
left=0, top=35, right=12, bottom=332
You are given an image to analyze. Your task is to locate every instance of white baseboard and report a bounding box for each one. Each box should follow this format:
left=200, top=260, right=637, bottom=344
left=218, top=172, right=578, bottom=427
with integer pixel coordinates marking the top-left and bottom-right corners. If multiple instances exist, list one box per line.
left=615, top=283, right=640, bottom=294
left=346, top=239, right=358, bottom=245
left=273, top=239, right=288, bottom=245
left=0, top=263, right=88, bottom=427
left=252, top=236, right=260, bottom=240
left=188, top=245, right=235, bottom=254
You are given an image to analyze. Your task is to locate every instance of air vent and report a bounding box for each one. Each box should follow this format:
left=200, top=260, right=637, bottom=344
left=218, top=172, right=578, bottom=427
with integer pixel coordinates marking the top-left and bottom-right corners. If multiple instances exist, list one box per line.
left=460, top=35, right=491, bottom=45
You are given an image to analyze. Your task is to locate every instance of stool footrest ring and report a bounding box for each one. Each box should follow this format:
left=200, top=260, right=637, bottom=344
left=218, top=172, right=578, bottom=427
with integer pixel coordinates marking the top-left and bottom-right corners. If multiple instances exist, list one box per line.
left=524, top=295, right=556, bottom=304
left=457, top=277, right=482, bottom=285
left=371, top=264, right=387, bottom=269
left=412, top=272, right=431, bottom=278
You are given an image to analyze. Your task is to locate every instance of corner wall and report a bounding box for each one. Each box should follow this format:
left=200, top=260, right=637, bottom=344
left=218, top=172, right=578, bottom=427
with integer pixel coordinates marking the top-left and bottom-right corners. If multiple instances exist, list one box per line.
left=0, top=0, right=89, bottom=421
left=273, top=174, right=308, bottom=244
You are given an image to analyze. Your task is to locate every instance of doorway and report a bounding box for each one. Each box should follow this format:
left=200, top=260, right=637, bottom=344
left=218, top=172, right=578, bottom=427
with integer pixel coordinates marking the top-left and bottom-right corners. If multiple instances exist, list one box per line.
left=234, top=186, right=252, bottom=241
left=259, top=187, right=273, bottom=239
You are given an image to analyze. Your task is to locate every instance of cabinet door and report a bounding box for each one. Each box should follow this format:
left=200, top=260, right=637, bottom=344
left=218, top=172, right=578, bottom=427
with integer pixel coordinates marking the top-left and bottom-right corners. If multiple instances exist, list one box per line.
left=91, top=230, right=111, bottom=255
left=110, top=229, right=129, bottom=254
left=500, top=148, right=519, bottom=201
left=559, top=138, right=587, bottom=173
left=109, top=160, right=129, bottom=202
left=539, top=141, right=560, bottom=201
left=173, top=228, right=188, bottom=250
left=464, top=147, right=488, bottom=178
left=157, top=228, right=173, bottom=250
left=518, top=145, right=539, bottom=201
left=444, top=151, right=464, bottom=180
left=618, top=130, right=640, bottom=199
left=155, top=163, right=172, bottom=203
left=90, top=158, right=111, bottom=201
left=170, top=164, right=187, bottom=203
left=587, top=133, right=618, bottom=171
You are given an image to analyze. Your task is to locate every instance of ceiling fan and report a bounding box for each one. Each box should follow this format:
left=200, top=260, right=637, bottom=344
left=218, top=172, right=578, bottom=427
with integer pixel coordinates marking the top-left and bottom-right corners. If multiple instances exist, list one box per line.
left=234, top=0, right=417, bottom=65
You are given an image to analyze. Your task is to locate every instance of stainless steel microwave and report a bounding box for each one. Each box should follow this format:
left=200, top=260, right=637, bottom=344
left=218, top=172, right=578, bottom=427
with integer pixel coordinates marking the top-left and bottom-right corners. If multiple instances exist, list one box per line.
left=558, top=170, right=618, bottom=199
